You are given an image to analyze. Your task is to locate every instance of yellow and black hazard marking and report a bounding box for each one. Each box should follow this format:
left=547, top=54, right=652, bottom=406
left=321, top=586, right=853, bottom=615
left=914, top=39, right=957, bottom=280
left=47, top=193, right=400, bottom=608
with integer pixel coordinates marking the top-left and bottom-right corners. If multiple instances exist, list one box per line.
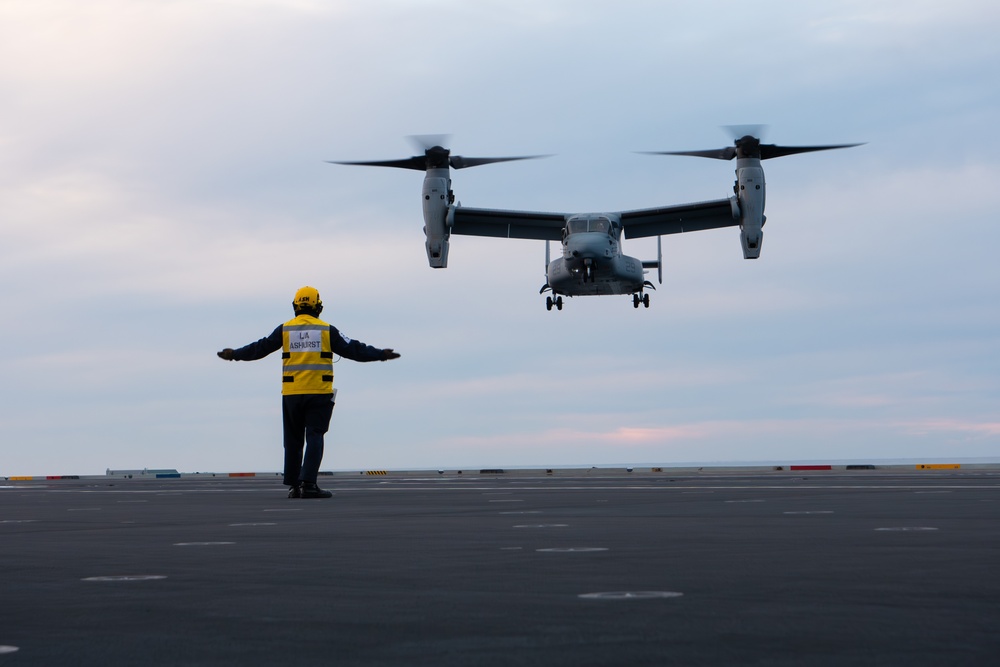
left=364, top=470, right=388, bottom=476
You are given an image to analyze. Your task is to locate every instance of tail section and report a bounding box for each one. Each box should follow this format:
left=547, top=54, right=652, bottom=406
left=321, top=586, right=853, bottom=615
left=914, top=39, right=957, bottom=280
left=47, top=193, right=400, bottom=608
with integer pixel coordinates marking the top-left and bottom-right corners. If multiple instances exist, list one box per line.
left=641, top=236, right=663, bottom=284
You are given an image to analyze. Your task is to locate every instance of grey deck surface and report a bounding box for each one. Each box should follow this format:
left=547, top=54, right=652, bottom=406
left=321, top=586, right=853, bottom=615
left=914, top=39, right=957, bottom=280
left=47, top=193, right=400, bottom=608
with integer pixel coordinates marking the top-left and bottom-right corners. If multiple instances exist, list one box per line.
left=2, top=471, right=999, bottom=666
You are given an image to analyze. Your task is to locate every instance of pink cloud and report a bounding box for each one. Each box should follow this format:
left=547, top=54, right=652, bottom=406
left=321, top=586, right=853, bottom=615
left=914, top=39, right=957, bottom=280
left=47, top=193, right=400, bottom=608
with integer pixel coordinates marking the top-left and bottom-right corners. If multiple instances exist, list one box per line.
left=900, top=419, right=1000, bottom=438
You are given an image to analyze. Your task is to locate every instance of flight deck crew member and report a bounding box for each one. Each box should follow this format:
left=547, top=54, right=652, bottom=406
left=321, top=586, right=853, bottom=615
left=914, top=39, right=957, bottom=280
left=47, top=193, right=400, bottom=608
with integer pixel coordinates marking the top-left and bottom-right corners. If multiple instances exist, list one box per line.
left=217, top=286, right=400, bottom=498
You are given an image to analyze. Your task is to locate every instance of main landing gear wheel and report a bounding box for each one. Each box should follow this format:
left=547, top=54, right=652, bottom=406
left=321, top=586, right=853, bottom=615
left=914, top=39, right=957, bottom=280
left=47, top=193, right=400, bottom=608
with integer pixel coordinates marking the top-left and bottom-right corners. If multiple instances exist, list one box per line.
left=546, top=296, right=564, bottom=311
left=633, top=293, right=650, bottom=309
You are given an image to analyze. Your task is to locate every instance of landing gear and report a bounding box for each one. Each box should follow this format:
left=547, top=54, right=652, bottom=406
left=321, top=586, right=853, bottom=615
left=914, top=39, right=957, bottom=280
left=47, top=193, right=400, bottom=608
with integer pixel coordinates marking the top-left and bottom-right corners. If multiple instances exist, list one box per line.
left=546, top=295, right=564, bottom=311
left=633, top=293, right=650, bottom=309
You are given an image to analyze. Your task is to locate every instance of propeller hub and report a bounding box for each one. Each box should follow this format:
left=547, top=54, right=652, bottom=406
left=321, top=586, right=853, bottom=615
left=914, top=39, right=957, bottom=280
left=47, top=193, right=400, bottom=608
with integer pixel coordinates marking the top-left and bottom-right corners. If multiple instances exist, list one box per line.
left=734, top=135, right=761, bottom=159
left=425, top=146, right=451, bottom=169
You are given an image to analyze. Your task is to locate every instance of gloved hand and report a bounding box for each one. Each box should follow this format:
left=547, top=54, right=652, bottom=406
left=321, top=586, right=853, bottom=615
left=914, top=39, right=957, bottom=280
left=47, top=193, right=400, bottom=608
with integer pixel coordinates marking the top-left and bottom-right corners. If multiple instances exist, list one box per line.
left=217, top=348, right=235, bottom=361
left=380, top=349, right=400, bottom=361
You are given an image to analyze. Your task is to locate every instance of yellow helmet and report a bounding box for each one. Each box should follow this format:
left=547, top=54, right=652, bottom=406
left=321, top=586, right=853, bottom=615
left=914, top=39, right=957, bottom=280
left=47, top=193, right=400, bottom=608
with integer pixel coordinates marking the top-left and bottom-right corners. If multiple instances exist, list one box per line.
left=293, top=286, right=322, bottom=311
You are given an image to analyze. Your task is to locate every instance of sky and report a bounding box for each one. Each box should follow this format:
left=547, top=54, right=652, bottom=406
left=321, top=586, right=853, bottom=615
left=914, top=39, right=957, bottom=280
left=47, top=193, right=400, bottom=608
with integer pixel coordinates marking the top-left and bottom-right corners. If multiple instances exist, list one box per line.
left=2, top=0, right=999, bottom=476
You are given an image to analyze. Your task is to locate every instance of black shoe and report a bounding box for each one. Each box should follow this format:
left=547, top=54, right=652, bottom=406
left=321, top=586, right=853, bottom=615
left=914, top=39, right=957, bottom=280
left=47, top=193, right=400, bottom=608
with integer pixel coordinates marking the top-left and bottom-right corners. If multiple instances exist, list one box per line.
left=287, top=485, right=301, bottom=499
left=299, top=482, right=332, bottom=499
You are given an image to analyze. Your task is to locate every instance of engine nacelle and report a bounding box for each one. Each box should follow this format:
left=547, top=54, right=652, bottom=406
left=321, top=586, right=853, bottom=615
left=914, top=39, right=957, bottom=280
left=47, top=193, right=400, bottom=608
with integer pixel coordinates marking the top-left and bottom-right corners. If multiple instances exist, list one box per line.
left=422, top=172, right=451, bottom=268
left=735, top=162, right=765, bottom=259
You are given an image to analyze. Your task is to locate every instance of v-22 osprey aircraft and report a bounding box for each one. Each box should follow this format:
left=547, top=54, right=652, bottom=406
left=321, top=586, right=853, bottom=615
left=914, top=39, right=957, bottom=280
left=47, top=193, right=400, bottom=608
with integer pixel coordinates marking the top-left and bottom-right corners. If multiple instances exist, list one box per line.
left=331, top=131, right=861, bottom=310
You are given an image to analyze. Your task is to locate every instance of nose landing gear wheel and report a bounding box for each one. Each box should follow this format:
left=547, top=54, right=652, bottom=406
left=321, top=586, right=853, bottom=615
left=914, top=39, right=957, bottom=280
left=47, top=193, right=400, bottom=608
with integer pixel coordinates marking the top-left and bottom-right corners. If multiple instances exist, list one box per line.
left=546, top=296, right=563, bottom=311
left=633, top=293, right=651, bottom=309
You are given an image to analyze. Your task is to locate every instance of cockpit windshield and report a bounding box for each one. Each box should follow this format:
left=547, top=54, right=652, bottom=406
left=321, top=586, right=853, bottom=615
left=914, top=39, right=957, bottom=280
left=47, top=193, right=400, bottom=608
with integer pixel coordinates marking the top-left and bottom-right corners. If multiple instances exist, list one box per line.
left=566, top=216, right=614, bottom=236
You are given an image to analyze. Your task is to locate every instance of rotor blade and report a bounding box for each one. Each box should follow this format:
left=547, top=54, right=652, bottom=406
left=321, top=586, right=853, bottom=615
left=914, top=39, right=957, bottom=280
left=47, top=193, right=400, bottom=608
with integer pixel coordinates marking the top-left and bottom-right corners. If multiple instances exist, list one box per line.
left=638, top=147, right=737, bottom=161
left=408, top=134, right=451, bottom=152
left=723, top=124, right=767, bottom=142
left=758, top=143, right=865, bottom=159
left=326, top=157, right=429, bottom=171
left=639, top=141, right=863, bottom=161
left=328, top=153, right=551, bottom=171
left=449, top=155, right=551, bottom=169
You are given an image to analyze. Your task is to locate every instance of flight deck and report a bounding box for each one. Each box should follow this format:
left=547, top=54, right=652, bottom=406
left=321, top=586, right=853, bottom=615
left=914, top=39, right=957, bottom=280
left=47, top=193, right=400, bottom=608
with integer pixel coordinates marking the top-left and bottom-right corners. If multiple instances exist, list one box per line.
left=2, top=468, right=998, bottom=666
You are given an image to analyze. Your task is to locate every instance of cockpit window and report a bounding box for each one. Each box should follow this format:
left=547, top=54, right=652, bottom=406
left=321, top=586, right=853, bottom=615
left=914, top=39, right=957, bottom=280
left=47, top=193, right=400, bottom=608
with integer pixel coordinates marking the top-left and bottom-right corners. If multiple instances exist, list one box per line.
left=567, top=216, right=614, bottom=235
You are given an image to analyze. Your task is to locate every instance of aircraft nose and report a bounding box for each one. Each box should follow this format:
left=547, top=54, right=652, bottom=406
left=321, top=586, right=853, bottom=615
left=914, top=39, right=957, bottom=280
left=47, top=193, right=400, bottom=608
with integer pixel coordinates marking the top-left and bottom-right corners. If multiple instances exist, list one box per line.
left=566, top=233, right=607, bottom=258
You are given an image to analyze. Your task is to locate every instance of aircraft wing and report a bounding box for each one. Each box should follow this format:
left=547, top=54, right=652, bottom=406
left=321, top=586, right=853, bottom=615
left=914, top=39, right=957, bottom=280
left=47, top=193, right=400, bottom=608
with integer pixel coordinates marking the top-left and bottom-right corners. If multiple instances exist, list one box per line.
left=620, top=198, right=737, bottom=239
left=450, top=206, right=567, bottom=241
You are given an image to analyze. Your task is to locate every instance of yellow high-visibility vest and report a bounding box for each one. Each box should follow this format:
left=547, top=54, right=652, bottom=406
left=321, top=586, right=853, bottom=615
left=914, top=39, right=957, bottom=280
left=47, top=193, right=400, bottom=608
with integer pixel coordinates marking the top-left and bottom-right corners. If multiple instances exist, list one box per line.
left=281, top=314, right=333, bottom=395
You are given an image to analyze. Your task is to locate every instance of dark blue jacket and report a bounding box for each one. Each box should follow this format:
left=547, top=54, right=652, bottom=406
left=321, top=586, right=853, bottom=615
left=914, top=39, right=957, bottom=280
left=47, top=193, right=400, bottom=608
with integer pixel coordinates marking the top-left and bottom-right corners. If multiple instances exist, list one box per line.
left=230, top=323, right=386, bottom=363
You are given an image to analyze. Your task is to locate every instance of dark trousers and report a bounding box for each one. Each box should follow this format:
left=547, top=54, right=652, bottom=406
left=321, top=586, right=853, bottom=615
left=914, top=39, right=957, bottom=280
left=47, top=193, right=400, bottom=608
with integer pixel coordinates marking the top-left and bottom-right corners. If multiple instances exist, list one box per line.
left=281, top=393, right=335, bottom=486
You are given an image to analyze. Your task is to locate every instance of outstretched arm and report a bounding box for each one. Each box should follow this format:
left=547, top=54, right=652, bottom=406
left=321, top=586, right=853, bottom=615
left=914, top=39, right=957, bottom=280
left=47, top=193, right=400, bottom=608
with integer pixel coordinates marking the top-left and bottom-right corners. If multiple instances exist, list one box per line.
left=217, top=325, right=283, bottom=361
left=330, top=325, right=400, bottom=363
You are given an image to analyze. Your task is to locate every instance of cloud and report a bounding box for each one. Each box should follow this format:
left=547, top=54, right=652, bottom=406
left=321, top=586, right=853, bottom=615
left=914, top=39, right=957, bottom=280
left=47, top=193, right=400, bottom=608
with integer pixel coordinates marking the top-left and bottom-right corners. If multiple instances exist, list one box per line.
left=899, top=419, right=1000, bottom=439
